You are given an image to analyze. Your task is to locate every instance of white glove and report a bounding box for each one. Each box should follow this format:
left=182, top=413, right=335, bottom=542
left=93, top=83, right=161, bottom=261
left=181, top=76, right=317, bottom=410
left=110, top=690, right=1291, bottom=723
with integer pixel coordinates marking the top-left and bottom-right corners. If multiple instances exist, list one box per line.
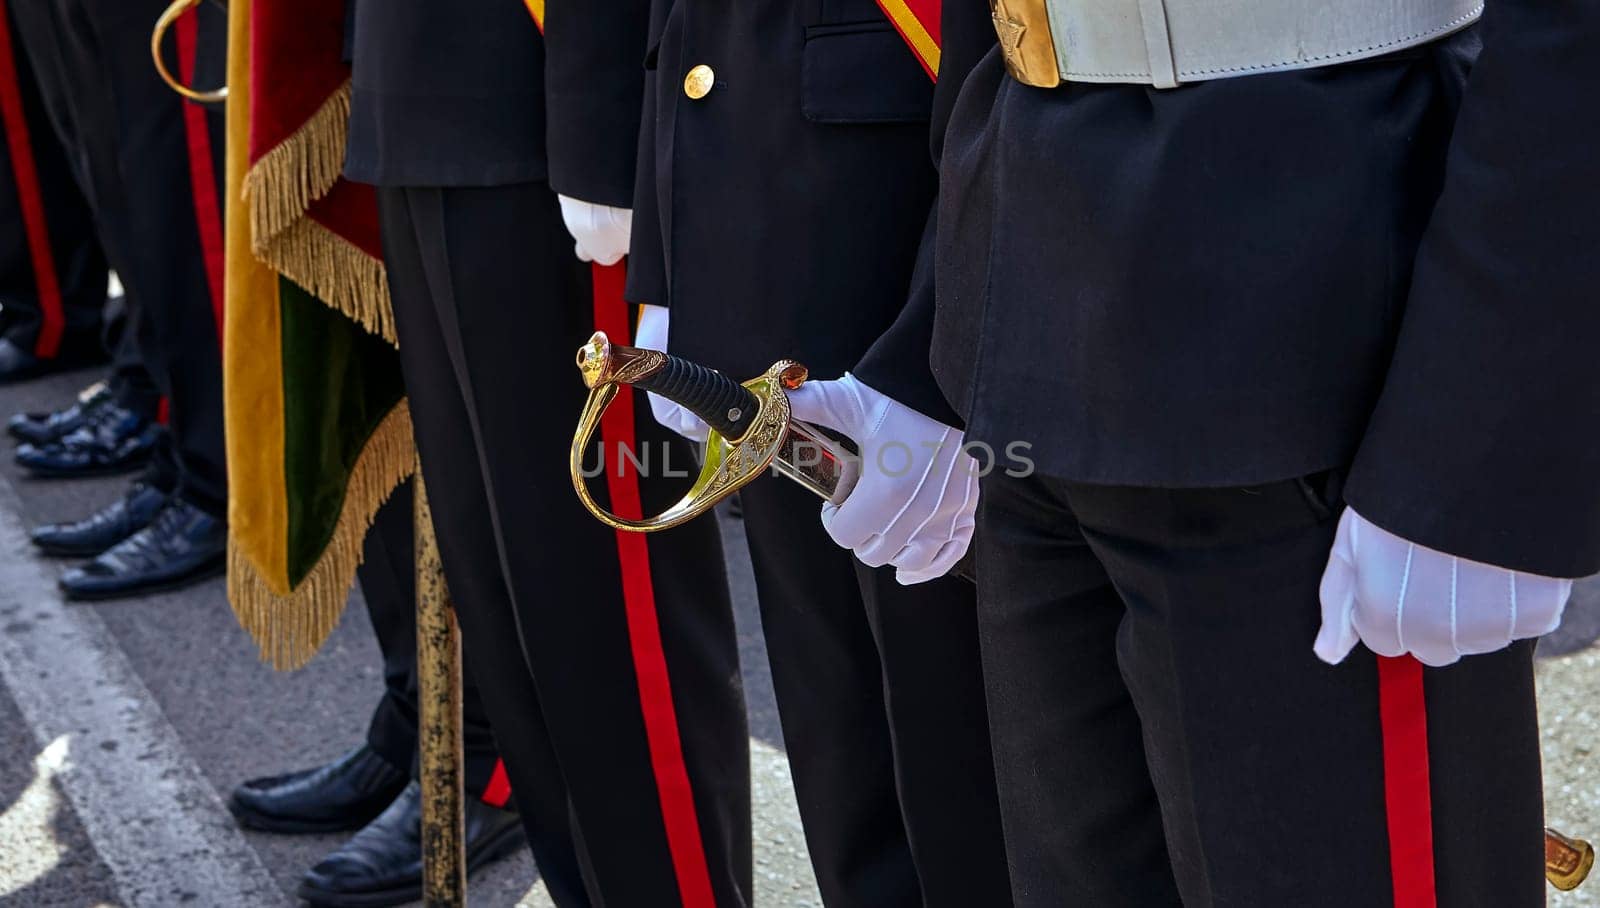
left=557, top=195, right=633, bottom=266
left=786, top=373, right=977, bottom=585
left=634, top=304, right=709, bottom=443
left=1314, top=508, right=1572, bottom=667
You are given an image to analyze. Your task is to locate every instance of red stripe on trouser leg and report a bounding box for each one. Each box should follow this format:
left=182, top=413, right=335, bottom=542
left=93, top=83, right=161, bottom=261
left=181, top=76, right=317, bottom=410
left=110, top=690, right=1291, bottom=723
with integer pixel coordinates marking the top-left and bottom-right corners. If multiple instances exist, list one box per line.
left=1378, top=655, right=1437, bottom=908
left=0, top=1, right=65, bottom=358
left=481, top=760, right=512, bottom=809
left=174, top=11, right=225, bottom=341
left=592, top=259, right=717, bottom=908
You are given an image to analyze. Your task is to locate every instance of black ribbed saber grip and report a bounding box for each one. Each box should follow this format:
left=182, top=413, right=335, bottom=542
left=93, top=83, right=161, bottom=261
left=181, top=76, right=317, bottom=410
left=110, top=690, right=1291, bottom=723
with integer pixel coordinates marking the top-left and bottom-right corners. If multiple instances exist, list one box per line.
left=631, top=353, right=763, bottom=441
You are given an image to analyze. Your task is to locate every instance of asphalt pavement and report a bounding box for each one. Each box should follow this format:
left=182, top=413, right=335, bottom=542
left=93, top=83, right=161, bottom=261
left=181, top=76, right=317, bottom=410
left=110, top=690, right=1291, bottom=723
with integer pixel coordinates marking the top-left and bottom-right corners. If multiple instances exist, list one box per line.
left=0, top=364, right=1597, bottom=907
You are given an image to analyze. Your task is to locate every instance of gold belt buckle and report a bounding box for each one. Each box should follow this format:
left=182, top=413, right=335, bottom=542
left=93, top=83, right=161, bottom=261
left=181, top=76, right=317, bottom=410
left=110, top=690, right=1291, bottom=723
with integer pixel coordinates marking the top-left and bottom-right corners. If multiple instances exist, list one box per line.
left=990, top=0, right=1062, bottom=88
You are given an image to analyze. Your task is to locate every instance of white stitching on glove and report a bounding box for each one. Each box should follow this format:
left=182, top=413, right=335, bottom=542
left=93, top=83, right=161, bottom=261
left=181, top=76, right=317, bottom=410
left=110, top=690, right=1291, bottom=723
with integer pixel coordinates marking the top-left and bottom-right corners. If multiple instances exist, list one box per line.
left=1314, top=507, right=1572, bottom=667
left=557, top=195, right=633, bottom=266
left=786, top=373, right=977, bottom=585
left=634, top=304, right=709, bottom=443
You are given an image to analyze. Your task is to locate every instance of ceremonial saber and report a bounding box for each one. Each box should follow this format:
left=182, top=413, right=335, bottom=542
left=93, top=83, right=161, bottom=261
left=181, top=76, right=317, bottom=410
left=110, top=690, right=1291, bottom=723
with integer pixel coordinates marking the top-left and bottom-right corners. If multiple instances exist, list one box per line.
left=571, top=333, right=1590, bottom=891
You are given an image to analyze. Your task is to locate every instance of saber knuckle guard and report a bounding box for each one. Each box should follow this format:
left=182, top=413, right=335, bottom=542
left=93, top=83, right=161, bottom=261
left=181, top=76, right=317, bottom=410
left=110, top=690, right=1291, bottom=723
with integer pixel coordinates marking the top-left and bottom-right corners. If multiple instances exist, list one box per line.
left=571, top=332, right=799, bottom=532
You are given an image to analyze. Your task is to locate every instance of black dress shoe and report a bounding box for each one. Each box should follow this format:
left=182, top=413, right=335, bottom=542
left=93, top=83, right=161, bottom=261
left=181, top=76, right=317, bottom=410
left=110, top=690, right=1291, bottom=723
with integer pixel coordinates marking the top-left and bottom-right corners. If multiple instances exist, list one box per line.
left=8, top=380, right=114, bottom=445
left=298, top=782, right=525, bottom=908
left=16, top=404, right=161, bottom=478
left=31, top=482, right=168, bottom=557
left=59, top=498, right=226, bottom=601
left=0, top=338, right=42, bottom=383
left=0, top=332, right=107, bottom=385
left=229, top=745, right=407, bottom=835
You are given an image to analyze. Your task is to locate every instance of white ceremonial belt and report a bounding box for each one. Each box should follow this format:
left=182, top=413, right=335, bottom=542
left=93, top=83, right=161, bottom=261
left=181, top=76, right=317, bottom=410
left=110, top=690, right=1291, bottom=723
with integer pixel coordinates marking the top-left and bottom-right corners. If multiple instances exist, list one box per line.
left=989, top=0, right=1483, bottom=89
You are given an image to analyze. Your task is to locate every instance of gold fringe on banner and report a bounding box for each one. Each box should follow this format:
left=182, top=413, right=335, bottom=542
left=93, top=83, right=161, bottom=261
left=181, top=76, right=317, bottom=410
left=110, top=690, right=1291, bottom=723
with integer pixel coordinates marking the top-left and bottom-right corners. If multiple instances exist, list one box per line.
left=227, top=400, right=416, bottom=670
left=243, top=81, right=350, bottom=249
left=257, top=218, right=395, bottom=344
left=240, top=80, right=396, bottom=345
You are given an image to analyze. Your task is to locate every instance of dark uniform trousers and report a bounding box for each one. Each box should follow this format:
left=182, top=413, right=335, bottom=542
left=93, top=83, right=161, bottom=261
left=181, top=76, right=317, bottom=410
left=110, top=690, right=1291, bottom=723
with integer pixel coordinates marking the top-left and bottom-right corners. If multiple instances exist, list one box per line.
left=736, top=479, right=1009, bottom=908
left=357, top=480, right=505, bottom=804
left=5, top=0, right=149, bottom=419
left=0, top=3, right=106, bottom=359
left=973, top=471, right=1543, bottom=907
left=8, top=0, right=225, bottom=513
left=378, top=181, right=751, bottom=907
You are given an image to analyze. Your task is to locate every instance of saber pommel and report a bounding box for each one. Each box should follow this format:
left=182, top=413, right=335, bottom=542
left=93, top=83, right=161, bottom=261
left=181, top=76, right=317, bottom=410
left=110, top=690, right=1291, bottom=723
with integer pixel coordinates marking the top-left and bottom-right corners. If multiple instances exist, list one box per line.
left=577, top=331, right=665, bottom=390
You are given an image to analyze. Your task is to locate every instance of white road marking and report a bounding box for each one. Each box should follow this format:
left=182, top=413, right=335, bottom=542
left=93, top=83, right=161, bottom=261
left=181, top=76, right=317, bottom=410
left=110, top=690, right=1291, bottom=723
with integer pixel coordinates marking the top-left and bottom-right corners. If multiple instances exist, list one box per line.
left=0, top=481, right=281, bottom=907
left=0, top=735, right=70, bottom=897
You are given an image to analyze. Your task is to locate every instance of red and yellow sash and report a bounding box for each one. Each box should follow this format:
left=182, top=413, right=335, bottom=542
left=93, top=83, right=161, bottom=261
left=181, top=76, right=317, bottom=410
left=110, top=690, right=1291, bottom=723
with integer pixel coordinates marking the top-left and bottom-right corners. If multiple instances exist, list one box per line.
left=875, top=0, right=940, bottom=78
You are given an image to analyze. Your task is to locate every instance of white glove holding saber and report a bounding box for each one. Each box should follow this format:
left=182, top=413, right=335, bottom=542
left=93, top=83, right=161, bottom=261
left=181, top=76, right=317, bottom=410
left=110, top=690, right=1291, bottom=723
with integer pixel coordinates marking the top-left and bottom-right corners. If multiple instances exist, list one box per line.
left=785, top=374, right=978, bottom=586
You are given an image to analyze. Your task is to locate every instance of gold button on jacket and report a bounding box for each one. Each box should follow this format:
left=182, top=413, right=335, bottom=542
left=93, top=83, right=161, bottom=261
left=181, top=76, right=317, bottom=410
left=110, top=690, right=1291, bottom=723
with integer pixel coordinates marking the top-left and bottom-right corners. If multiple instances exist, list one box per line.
left=684, top=64, right=715, bottom=99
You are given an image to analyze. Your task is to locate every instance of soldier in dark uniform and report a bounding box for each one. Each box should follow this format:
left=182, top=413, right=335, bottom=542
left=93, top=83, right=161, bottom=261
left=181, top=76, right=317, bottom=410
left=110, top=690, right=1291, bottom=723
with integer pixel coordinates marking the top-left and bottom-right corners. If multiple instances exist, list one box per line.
left=624, top=1, right=1010, bottom=905
left=229, top=482, right=523, bottom=908
left=7, top=0, right=228, bottom=598
left=0, top=3, right=109, bottom=381
left=2, top=0, right=161, bottom=472
left=346, top=2, right=752, bottom=904
left=789, top=0, right=1600, bottom=905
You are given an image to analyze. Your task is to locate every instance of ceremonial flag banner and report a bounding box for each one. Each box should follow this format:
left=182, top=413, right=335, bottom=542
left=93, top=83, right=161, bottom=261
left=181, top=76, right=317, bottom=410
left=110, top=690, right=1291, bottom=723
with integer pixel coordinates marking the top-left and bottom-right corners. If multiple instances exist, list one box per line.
left=225, top=0, right=410, bottom=669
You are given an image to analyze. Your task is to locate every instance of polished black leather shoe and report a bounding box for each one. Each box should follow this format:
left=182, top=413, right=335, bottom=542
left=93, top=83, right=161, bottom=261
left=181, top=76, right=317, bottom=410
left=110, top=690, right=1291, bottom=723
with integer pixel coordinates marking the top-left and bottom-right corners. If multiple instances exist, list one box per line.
left=8, top=381, right=114, bottom=445
left=58, top=498, right=225, bottom=601
left=229, top=745, right=407, bottom=835
left=0, top=338, right=42, bottom=383
left=16, top=404, right=161, bottom=478
left=31, top=482, right=168, bottom=558
left=297, top=782, right=525, bottom=908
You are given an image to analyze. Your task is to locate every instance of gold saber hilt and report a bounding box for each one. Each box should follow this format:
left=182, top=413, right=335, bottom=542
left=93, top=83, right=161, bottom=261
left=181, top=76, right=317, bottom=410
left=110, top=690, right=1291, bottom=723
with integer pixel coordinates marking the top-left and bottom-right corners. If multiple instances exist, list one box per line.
left=1547, top=827, right=1594, bottom=891
left=571, top=332, right=802, bottom=532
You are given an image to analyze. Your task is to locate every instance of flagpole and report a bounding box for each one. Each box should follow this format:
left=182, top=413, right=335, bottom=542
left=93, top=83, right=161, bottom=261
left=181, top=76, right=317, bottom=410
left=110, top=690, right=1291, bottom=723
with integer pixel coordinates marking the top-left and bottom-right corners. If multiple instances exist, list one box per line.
left=415, top=468, right=467, bottom=907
